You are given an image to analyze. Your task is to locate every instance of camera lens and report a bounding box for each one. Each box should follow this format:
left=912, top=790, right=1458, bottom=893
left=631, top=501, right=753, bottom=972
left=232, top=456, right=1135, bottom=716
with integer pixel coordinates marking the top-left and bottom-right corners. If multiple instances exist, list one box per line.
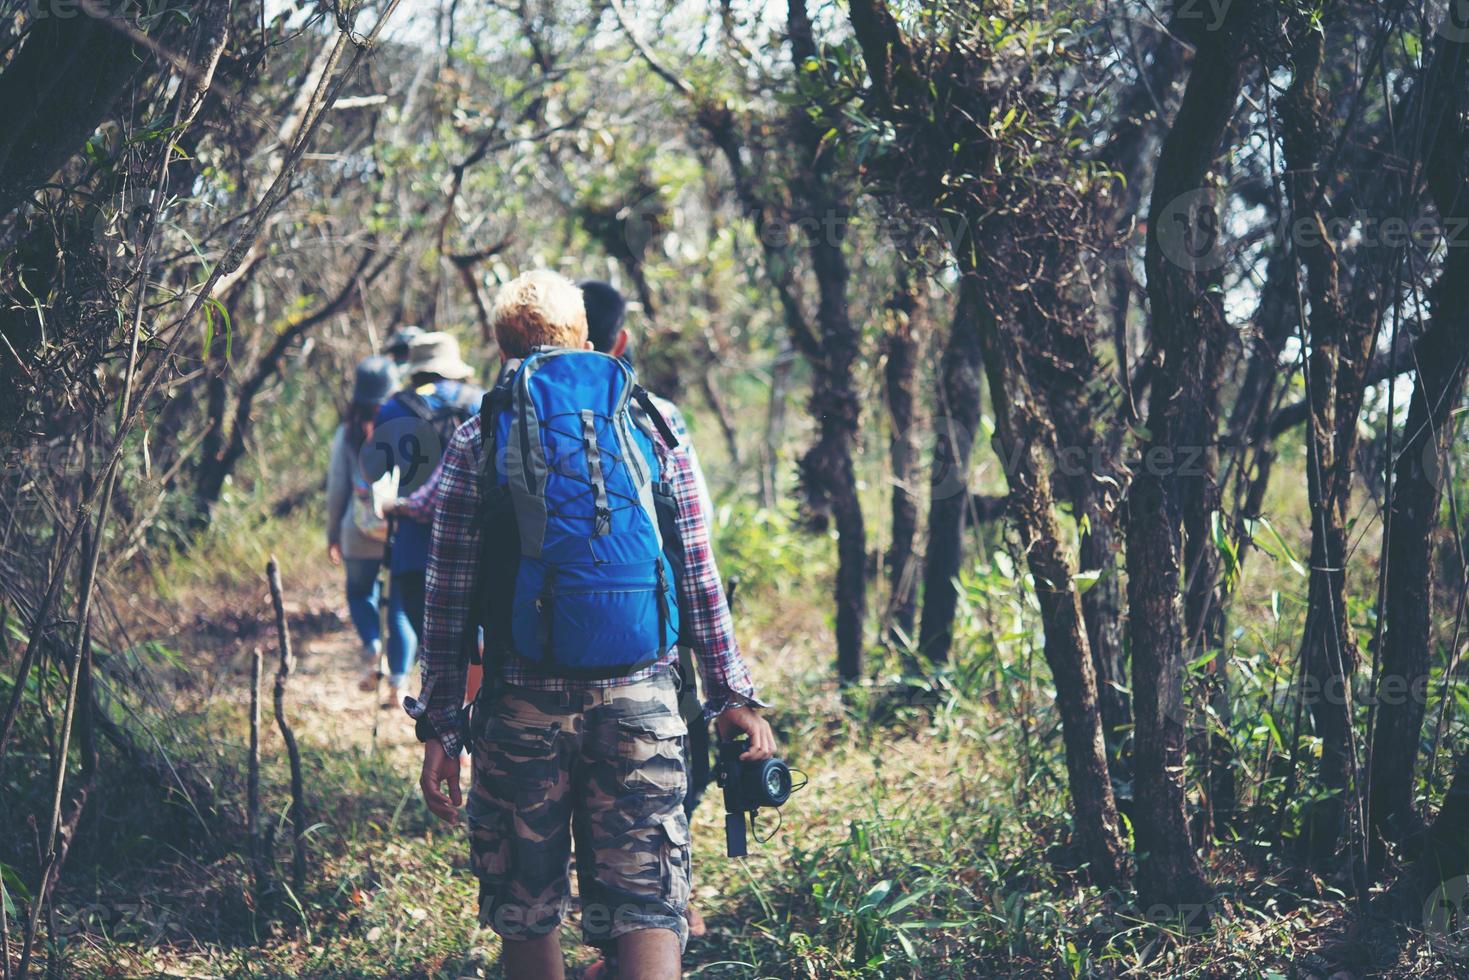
left=755, top=759, right=792, bottom=806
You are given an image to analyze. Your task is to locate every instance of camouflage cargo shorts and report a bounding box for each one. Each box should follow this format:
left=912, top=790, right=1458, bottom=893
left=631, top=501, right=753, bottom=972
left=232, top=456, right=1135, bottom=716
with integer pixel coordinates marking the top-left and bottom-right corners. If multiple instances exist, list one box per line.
left=465, top=670, right=691, bottom=949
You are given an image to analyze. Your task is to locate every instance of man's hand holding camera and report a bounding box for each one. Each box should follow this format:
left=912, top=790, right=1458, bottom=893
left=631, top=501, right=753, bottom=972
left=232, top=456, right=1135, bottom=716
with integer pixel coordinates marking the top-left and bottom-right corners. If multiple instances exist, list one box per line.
left=715, top=703, right=776, bottom=760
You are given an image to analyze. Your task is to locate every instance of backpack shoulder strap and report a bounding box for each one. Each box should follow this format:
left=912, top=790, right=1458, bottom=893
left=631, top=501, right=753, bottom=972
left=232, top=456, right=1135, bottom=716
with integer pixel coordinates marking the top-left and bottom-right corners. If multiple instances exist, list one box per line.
left=396, top=388, right=435, bottom=423
left=478, top=361, right=519, bottom=482
left=476, top=389, right=505, bottom=498
left=463, top=367, right=520, bottom=678
left=632, top=385, right=681, bottom=451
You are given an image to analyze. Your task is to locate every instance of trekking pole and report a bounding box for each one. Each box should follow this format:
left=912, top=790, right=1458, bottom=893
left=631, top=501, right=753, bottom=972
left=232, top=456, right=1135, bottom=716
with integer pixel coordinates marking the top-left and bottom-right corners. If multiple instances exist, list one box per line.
left=371, top=513, right=397, bottom=744
left=382, top=513, right=396, bottom=688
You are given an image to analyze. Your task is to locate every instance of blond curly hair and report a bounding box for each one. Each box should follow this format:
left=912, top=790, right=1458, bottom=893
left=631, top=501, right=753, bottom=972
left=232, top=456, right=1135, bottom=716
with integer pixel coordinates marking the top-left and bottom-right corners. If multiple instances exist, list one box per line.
left=491, top=269, right=589, bottom=358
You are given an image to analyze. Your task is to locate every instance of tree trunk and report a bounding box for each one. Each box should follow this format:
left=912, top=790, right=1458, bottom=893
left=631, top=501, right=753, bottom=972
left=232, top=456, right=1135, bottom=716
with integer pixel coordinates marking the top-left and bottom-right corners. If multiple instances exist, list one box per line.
left=1369, top=274, right=1469, bottom=856
left=1279, top=24, right=1380, bottom=867
left=917, top=280, right=984, bottom=664
left=1180, top=317, right=1232, bottom=840
left=972, top=269, right=1130, bottom=889
left=1368, top=26, right=1469, bottom=865
left=1036, top=286, right=1131, bottom=776
left=762, top=345, right=794, bottom=509
left=1127, top=0, right=1256, bottom=916
left=883, top=268, right=924, bottom=648
left=788, top=0, right=866, bottom=682
left=844, top=0, right=1127, bottom=887
left=0, top=14, right=145, bottom=217
left=1389, top=746, right=1469, bottom=922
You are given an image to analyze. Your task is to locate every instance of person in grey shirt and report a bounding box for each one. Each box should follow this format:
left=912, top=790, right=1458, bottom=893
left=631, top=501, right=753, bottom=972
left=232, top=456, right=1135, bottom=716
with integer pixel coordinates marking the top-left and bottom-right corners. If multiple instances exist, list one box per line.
left=326, top=356, right=413, bottom=695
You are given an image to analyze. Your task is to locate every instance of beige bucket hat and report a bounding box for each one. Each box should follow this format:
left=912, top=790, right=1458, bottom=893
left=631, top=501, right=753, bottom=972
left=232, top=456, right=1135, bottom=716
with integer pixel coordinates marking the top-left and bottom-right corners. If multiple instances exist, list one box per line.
left=404, top=331, right=474, bottom=380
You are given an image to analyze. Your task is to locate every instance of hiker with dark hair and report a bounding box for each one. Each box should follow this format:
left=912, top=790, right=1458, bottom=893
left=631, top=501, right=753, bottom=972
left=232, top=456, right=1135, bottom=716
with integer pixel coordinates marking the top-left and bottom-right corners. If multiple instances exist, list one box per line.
left=364, top=332, right=484, bottom=706
left=408, top=270, right=773, bottom=980
left=579, top=279, right=718, bottom=939
left=326, top=357, right=413, bottom=686
left=385, top=324, right=423, bottom=368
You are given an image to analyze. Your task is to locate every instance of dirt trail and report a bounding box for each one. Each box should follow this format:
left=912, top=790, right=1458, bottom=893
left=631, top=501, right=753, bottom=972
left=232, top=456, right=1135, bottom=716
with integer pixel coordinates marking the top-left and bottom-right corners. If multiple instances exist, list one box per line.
left=266, top=591, right=433, bottom=777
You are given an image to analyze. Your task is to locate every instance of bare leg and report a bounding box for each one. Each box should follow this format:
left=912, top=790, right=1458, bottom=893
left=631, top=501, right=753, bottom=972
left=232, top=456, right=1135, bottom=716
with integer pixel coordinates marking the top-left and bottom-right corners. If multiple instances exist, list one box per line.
left=502, top=933, right=565, bottom=980
left=616, top=927, right=680, bottom=980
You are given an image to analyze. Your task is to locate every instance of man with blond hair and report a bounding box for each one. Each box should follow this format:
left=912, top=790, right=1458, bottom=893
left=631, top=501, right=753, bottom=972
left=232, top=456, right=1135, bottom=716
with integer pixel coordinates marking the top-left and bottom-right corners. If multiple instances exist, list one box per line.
left=407, top=269, right=774, bottom=980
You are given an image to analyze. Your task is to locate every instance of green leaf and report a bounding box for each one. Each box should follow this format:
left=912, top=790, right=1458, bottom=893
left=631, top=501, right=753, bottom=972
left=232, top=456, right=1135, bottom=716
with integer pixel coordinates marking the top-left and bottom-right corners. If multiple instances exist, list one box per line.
left=1259, top=711, right=1283, bottom=751
left=1247, top=517, right=1307, bottom=577
left=1187, top=649, right=1219, bottom=671
left=856, top=879, right=894, bottom=914
left=1072, top=569, right=1102, bottom=595
left=884, top=884, right=936, bottom=916
left=896, top=919, right=973, bottom=929
left=203, top=297, right=233, bottom=362
left=0, top=862, right=29, bottom=903
left=201, top=303, right=214, bottom=360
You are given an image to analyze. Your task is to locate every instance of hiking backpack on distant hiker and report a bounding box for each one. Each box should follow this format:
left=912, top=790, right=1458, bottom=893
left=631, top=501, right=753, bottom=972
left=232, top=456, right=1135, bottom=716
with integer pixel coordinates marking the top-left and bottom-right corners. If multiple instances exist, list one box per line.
left=471, top=348, right=686, bottom=678
left=393, top=383, right=480, bottom=493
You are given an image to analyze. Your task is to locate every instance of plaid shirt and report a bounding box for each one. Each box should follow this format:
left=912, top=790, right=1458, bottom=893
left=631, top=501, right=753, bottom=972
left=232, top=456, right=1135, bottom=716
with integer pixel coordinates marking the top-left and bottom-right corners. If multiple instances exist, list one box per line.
left=405, top=394, right=760, bottom=756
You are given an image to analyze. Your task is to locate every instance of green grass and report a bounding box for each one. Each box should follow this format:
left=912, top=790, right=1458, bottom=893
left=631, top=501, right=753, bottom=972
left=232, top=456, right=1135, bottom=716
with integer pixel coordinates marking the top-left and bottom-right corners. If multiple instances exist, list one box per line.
left=8, top=488, right=1469, bottom=977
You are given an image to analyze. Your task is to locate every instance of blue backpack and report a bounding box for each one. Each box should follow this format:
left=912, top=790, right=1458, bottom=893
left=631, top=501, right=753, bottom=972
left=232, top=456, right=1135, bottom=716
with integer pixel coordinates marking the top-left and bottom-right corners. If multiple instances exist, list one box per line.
left=474, top=348, right=685, bottom=677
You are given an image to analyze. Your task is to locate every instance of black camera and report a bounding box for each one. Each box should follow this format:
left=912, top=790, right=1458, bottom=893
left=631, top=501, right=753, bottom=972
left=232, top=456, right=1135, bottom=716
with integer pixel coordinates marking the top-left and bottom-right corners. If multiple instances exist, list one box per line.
left=717, top=736, right=795, bottom=857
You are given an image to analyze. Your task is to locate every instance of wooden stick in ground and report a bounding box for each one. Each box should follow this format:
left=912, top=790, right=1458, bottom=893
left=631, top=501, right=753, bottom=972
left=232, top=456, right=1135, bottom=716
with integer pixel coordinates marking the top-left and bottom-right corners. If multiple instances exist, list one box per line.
left=266, top=558, right=307, bottom=897
left=247, top=646, right=266, bottom=900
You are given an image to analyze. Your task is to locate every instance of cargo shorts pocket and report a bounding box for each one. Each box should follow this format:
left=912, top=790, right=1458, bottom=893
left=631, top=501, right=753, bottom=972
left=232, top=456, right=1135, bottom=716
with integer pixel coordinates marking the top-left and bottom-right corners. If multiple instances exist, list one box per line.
left=616, top=711, right=688, bottom=797
left=659, top=812, right=691, bottom=913
left=477, top=711, right=563, bottom=805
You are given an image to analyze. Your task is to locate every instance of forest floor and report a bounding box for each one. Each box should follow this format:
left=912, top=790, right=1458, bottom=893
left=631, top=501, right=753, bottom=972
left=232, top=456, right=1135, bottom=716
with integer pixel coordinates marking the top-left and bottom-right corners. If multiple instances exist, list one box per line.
left=47, top=556, right=861, bottom=978
left=18, top=529, right=1469, bottom=978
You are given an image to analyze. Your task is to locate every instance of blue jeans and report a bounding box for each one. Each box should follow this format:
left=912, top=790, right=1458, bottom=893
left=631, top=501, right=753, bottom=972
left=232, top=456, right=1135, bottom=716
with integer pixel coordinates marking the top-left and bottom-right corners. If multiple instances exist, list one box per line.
left=390, top=570, right=424, bottom=684
left=345, top=559, right=416, bottom=682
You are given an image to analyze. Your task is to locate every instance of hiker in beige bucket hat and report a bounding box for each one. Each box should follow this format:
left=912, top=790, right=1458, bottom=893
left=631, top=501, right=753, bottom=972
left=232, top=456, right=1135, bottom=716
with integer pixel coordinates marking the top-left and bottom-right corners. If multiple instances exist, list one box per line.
left=404, top=331, right=475, bottom=381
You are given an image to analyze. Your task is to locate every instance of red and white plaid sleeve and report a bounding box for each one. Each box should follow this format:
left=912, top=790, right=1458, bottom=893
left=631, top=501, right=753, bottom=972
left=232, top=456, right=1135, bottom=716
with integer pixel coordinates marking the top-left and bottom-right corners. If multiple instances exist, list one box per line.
left=404, top=417, right=482, bottom=756
left=662, top=443, right=764, bottom=716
